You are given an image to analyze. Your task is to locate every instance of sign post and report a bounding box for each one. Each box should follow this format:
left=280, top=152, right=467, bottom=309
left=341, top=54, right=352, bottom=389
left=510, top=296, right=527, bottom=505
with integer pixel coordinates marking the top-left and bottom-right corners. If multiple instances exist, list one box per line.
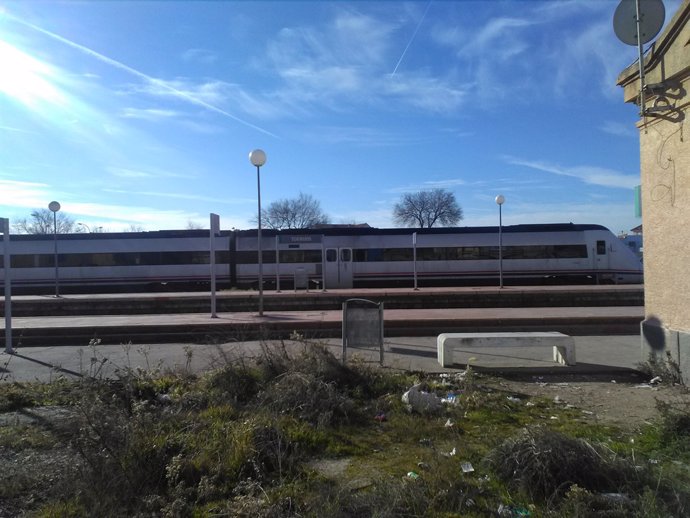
left=210, top=213, right=220, bottom=318
left=1, top=218, right=12, bottom=353
left=413, top=232, right=418, bottom=290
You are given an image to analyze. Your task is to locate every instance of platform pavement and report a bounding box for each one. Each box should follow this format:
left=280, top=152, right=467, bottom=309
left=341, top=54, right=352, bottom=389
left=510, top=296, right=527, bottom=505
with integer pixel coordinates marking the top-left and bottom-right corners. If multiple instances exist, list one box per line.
left=0, top=295, right=647, bottom=382
left=0, top=333, right=646, bottom=384
left=0, top=304, right=644, bottom=347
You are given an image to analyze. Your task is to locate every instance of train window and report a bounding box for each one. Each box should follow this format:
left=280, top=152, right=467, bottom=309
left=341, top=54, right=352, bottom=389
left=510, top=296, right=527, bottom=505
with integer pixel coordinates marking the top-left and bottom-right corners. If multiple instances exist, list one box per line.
left=554, top=245, right=588, bottom=258
left=11, top=254, right=37, bottom=268
left=352, top=248, right=412, bottom=262
left=341, top=249, right=351, bottom=262
left=354, top=249, right=380, bottom=261
left=383, top=248, right=413, bottom=261
left=597, top=240, right=606, bottom=255
left=326, top=249, right=337, bottom=262
left=417, top=247, right=441, bottom=261
left=236, top=251, right=275, bottom=264
left=279, top=250, right=321, bottom=263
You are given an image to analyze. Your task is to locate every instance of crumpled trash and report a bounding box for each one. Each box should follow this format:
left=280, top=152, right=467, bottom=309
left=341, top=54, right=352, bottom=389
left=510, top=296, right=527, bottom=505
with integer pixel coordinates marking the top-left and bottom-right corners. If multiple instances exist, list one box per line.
left=461, top=461, right=474, bottom=473
left=601, top=493, right=632, bottom=504
left=406, top=471, right=419, bottom=480
left=402, top=384, right=442, bottom=414
left=156, top=393, right=172, bottom=404
left=441, top=447, right=456, bottom=458
left=650, top=375, right=662, bottom=385
left=444, top=418, right=455, bottom=428
left=374, top=412, right=387, bottom=422
left=442, top=392, right=459, bottom=404
left=498, top=504, right=531, bottom=517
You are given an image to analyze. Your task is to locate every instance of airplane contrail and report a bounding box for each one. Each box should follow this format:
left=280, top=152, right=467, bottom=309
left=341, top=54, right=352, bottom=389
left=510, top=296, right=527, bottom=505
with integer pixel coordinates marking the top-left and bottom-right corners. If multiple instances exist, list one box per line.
left=6, top=13, right=279, bottom=138
left=391, top=0, right=432, bottom=77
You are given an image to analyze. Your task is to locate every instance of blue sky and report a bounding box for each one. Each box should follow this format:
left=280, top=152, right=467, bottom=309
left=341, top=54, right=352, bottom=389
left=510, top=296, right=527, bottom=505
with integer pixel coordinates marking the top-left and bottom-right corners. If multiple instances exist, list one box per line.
left=0, top=0, right=681, bottom=234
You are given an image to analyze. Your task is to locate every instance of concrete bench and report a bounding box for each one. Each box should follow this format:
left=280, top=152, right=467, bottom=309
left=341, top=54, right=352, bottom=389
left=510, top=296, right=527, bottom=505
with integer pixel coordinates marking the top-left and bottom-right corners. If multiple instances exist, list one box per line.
left=437, top=332, right=576, bottom=367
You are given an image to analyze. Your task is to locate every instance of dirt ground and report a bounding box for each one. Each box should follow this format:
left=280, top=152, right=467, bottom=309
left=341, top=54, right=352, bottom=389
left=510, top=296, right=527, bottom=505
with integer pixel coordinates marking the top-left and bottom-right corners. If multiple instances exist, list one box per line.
left=484, top=375, right=690, bottom=431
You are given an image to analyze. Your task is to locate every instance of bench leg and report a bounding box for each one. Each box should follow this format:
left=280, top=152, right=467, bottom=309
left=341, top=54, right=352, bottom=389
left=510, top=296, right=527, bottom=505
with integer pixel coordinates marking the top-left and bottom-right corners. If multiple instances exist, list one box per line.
left=437, top=338, right=452, bottom=367
left=553, top=345, right=576, bottom=366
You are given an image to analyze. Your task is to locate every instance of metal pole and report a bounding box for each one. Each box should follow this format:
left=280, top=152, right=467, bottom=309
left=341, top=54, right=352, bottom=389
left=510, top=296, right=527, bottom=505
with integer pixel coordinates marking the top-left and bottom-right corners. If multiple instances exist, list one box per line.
left=321, top=240, right=326, bottom=291
left=53, top=211, right=59, bottom=297
left=498, top=204, right=503, bottom=289
left=412, top=232, right=418, bottom=290
left=210, top=213, right=219, bottom=318
left=635, top=0, right=647, bottom=118
left=257, top=165, right=263, bottom=316
left=275, top=235, right=281, bottom=293
left=2, top=218, right=12, bottom=354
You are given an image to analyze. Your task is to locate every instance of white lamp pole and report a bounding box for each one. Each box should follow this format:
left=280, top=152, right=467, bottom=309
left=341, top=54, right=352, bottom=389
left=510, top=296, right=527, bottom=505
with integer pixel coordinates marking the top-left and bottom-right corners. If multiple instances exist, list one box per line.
left=77, top=222, right=91, bottom=233
left=48, top=201, right=61, bottom=297
left=495, top=195, right=505, bottom=289
left=249, top=149, right=267, bottom=316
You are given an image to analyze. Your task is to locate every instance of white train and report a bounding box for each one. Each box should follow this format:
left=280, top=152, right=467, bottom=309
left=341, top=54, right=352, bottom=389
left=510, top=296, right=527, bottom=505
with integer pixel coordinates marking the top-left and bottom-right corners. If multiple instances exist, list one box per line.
left=0, top=223, right=643, bottom=294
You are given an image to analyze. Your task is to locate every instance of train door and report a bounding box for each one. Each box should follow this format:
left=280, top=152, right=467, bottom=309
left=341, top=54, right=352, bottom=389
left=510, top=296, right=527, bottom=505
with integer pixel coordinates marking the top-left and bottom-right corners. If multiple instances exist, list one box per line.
left=593, top=239, right=611, bottom=282
left=324, top=247, right=353, bottom=288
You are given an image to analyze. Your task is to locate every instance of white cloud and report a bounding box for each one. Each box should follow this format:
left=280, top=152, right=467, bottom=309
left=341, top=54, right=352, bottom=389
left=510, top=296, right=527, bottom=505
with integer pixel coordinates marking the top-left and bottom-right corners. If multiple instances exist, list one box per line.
left=462, top=17, right=534, bottom=57
left=120, top=107, right=180, bottom=120
left=383, top=73, right=469, bottom=112
left=297, top=125, right=435, bottom=147
left=506, top=157, right=639, bottom=189
left=465, top=200, right=638, bottom=234
left=387, top=179, right=466, bottom=194
left=600, top=120, right=637, bottom=138
left=181, top=48, right=218, bottom=65
left=106, top=166, right=196, bottom=180
left=261, top=8, right=470, bottom=115
left=103, top=188, right=250, bottom=205
left=0, top=179, right=52, bottom=208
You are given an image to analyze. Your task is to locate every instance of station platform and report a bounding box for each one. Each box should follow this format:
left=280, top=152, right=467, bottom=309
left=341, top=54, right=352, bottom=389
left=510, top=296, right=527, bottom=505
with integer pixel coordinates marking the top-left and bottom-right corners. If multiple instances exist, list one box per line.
left=0, top=287, right=647, bottom=381
left=1, top=332, right=647, bottom=384
left=0, top=304, right=644, bottom=348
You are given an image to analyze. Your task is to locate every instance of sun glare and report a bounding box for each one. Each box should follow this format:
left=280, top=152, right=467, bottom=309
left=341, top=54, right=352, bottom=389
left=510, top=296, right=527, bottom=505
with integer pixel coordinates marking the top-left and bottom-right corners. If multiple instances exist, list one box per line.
left=0, top=40, right=64, bottom=107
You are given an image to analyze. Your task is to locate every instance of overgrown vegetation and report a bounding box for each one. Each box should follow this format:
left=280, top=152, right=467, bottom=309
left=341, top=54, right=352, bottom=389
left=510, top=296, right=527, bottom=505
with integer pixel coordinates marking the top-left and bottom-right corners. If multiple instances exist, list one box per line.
left=1, top=338, right=689, bottom=517
left=637, top=350, right=685, bottom=386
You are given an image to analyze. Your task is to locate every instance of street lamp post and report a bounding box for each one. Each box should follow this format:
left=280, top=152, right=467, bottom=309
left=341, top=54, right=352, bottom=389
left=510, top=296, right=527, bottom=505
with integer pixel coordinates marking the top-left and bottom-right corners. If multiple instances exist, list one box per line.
left=48, top=201, right=61, bottom=297
left=495, top=195, right=505, bottom=289
left=249, top=149, right=267, bottom=316
left=77, top=222, right=91, bottom=233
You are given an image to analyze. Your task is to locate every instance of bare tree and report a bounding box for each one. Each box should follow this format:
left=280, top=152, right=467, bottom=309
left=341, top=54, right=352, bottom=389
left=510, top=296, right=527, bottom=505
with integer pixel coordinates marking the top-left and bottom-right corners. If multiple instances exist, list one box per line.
left=13, top=208, right=77, bottom=234
left=124, top=224, right=145, bottom=232
left=393, top=188, right=463, bottom=228
left=260, top=192, right=330, bottom=230
left=186, top=220, right=203, bottom=230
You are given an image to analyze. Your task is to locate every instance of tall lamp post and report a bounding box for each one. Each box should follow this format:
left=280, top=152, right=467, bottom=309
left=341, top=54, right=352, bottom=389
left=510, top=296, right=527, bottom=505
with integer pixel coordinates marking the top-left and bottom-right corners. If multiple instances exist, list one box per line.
left=77, top=222, right=91, bottom=233
left=48, top=201, right=61, bottom=297
left=495, top=195, right=505, bottom=289
left=249, top=149, right=267, bottom=316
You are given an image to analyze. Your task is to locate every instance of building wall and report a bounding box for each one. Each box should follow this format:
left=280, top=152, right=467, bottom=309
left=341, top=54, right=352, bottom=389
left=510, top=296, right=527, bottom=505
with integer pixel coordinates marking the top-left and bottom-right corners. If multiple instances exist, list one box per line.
left=617, top=0, right=690, bottom=379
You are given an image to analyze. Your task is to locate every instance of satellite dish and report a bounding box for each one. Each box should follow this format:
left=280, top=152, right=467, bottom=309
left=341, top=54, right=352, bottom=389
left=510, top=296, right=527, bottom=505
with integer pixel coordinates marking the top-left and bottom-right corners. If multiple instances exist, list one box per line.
left=613, top=0, right=665, bottom=46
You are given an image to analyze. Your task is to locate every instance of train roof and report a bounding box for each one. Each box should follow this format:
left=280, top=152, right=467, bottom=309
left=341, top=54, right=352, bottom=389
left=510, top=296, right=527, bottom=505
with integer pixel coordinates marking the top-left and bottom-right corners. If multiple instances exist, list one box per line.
left=236, top=223, right=610, bottom=238
left=5, top=223, right=610, bottom=241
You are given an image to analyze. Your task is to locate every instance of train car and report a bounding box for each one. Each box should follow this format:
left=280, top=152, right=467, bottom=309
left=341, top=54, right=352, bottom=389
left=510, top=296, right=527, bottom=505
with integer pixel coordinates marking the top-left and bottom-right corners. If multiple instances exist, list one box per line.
left=235, top=223, right=643, bottom=289
left=0, top=223, right=642, bottom=295
left=0, top=229, right=232, bottom=294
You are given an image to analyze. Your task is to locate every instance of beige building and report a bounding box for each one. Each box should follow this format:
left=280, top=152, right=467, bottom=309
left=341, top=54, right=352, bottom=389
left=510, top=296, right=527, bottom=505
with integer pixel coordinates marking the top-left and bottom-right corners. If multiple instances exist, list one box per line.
left=617, top=0, right=690, bottom=380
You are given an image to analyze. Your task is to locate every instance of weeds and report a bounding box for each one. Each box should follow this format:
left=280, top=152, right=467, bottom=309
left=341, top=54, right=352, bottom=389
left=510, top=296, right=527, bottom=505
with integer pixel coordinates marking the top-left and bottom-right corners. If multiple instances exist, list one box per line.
left=487, top=426, right=647, bottom=501
left=2, top=336, right=690, bottom=517
left=638, top=350, right=685, bottom=385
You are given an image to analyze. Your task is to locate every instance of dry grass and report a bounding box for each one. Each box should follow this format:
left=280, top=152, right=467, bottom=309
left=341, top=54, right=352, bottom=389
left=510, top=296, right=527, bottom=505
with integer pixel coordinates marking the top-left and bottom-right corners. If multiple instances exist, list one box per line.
left=1, top=338, right=689, bottom=517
